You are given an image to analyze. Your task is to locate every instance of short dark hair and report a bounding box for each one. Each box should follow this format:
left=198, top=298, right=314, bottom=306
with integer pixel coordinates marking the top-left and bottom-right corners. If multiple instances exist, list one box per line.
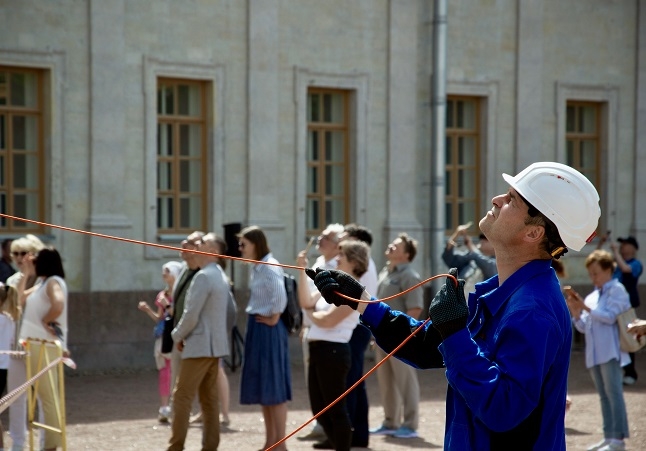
left=2, top=239, right=13, bottom=252
left=344, top=223, right=373, bottom=246
left=398, top=233, right=418, bottom=262
left=518, top=193, right=567, bottom=259
left=34, top=247, right=65, bottom=279
left=213, top=234, right=228, bottom=269
left=237, top=225, right=270, bottom=261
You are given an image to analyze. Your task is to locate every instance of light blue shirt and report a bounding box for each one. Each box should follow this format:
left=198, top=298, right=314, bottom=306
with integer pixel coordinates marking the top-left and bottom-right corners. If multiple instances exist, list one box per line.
left=245, top=253, right=287, bottom=316
left=573, top=278, right=631, bottom=369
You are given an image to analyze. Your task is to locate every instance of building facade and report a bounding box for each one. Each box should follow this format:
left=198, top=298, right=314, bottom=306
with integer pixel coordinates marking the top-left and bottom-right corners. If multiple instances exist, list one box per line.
left=1, top=0, right=644, bottom=369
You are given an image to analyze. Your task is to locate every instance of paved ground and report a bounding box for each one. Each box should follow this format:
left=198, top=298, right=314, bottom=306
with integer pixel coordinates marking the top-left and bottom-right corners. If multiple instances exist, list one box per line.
left=1, top=347, right=645, bottom=450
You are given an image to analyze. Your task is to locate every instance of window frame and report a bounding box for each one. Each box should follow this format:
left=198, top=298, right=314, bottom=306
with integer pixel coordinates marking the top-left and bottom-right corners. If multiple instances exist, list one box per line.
left=155, top=77, right=209, bottom=236
left=565, top=100, right=601, bottom=189
left=444, top=95, right=481, bottom=234
left=556, top=83, right=617, bottom=237
left=143, top=58, right=223, bottom=260
left=0, top=66, right=45, bottom=233
left=305, top=88, right=350, bottom=237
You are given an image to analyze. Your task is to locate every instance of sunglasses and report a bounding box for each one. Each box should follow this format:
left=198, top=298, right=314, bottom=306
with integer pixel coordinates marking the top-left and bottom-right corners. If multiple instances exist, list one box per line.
left=11, top=251, right=28, bottom=257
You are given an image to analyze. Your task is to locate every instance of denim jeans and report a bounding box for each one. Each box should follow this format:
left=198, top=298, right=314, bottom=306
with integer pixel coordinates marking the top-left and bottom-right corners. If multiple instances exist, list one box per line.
left=589, top=358, right=629, bottom=439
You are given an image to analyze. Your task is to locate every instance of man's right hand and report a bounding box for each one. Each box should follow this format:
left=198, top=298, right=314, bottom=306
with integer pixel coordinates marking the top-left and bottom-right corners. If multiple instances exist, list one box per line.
left=305, top=268, right=365, bottom=310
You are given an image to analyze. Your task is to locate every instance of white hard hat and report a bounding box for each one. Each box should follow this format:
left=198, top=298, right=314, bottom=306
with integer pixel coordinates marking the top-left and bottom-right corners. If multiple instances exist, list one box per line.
left=502, top=162, right=600, bottom=251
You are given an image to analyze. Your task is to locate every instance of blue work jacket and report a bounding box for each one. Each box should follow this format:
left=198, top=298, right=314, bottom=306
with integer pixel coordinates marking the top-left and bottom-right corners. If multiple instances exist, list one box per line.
left=361, top=259, right=570, bottom=450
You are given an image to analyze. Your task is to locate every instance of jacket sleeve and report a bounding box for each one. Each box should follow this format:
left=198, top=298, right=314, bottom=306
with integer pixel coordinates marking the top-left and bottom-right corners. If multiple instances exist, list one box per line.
left=361, top=301, right=444, bottom=369
left=172, top=271, right=209, bottom=342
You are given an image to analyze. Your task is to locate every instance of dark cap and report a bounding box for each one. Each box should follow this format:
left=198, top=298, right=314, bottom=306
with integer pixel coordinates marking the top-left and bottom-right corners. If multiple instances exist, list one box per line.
left=618, top=236, right=639, bottom=250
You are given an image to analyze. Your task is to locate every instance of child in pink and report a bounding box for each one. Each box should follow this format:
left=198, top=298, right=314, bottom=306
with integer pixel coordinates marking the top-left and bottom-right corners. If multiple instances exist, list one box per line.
left=138, top=261, right=182, bottom=422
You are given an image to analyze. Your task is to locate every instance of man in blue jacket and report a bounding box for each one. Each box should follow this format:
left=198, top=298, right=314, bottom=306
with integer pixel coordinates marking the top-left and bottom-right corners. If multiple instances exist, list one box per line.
left=308, top=162, right=600, bottom=450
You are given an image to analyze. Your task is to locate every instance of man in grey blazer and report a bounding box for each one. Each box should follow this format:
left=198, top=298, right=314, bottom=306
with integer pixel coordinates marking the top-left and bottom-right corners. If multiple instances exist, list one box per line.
left=168, top=233, right=231, bottom=451
left=169, top=230, right=204, bottom=408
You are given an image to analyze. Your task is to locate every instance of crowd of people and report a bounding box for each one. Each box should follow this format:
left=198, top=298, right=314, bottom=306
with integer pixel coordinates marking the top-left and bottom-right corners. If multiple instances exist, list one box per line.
left=0, top=235, right=69, bottom=451
left=3, top=162, right=646, bottom=451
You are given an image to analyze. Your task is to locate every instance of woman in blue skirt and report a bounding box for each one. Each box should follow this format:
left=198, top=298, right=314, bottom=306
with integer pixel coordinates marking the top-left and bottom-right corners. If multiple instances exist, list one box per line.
left=237, top=226, right=290, bottom=451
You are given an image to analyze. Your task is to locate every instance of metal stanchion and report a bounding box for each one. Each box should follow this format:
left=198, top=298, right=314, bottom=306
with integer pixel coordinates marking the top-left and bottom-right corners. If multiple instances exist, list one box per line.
left=23, top=338, right=67, bottom=451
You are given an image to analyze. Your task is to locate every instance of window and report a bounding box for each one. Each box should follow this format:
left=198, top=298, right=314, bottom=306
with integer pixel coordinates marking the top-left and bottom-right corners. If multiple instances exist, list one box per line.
left=0, top=67, right=44, bottom=232
left=445, top=96, right=481, bottom=232
left=306, top=89, right=349, bottom=235
left=566, top=101, right=600, bottom=188
left=156, top=78, right=207, bottom=233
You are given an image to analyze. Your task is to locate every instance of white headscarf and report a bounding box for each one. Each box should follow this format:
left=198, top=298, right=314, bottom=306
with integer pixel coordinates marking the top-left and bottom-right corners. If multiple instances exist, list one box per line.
left=162, top=261, right=183, bottom=292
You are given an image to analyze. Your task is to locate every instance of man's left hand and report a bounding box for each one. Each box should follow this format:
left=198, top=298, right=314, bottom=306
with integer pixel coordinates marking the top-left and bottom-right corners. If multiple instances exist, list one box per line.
left=428, top=268, right=468, bottom=340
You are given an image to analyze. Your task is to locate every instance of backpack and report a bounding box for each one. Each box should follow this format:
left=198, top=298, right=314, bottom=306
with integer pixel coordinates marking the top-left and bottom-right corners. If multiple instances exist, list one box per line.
left=280, top=273, right=303, bottom=335
left=225, top=289, right=237, bottom=334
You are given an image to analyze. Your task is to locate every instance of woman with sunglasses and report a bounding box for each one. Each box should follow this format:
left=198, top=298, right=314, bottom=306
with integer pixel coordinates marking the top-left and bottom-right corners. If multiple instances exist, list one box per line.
left=1, top=234, right=45, bottom=451
left=237, top=225, right=291, bottom=451
left=297, top=240, right=369, bottom=451
left=17, top=246, right=68, bottom=451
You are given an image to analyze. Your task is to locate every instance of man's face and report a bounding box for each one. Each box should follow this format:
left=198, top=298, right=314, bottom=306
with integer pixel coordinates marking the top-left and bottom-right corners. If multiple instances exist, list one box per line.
left=479, top=188, right=531, bottom=246
left=196, top=238, right=217, bottom=266
left=619, top=242, right=637, bottom=260
left=317, top=230, right=339, bottom=259
left=180, top=233, right=203, bottom=263
left=385, top=238, right=409, bottom=264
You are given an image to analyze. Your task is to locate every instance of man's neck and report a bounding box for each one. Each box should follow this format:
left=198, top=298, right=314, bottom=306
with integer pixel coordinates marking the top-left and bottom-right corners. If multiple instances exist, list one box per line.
left=494, top=248, right=546, bottom=284
left=387, top=259, right=406, bottom=271
left=321, top=252, right=337, bottom=262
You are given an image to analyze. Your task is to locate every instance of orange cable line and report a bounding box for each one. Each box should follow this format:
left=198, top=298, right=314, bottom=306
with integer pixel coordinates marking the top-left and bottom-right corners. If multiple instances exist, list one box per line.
left=0, top=212, right=458, bottom=448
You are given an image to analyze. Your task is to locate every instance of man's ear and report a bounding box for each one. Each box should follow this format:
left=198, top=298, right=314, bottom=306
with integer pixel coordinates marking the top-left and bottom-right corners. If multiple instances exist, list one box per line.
left=524, top=225, right=546, bottom=244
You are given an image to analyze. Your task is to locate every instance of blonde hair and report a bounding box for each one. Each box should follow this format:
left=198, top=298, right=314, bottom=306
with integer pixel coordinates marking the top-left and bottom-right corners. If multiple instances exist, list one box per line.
left=2, top=235, right=47, bottom=320
left=11, top=234, right=45, bottom=254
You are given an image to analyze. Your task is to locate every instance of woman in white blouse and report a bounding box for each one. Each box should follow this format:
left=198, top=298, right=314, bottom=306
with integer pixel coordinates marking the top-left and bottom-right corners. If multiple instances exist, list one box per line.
left=297, top=240, right=370, bottom=451
left=237, top=226, right=290, bottom=451
left=18, top=246, right=68, bottom=451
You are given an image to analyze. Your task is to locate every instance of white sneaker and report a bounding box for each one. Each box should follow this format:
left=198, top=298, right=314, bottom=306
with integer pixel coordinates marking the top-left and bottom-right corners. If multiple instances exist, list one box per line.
left=158, top=405, right=171, bottom=423
left=599, top=441, right=626, bottom=451
left=587, top=439, right=611, bottom=451
left=623, top=376, right=636, bottom=385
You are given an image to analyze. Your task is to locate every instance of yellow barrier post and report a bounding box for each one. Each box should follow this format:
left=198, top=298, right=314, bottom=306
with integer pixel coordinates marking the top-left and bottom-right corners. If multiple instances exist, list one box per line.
left=24, top=338, right=67, bottom=451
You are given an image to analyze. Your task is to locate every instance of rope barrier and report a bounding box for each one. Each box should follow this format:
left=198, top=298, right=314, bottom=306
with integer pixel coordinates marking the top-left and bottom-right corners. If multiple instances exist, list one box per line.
left=0, top=347, right=63, bottom=415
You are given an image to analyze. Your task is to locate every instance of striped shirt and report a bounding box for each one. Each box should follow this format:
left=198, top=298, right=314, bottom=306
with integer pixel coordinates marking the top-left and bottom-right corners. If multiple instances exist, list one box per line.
left=245, top=253, right=287, bottom=316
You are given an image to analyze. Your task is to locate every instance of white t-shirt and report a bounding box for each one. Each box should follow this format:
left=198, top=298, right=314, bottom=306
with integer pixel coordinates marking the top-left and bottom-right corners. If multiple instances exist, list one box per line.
left=20, top=276, right=68, bottom=348
left=307, top=298, right=359, bottom=343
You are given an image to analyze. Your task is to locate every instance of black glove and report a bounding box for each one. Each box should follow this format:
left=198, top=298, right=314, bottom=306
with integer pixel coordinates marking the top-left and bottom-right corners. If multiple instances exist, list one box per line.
left=305, top=268, right=365, bottom=310
left=428, top=268, right=468, bottom=340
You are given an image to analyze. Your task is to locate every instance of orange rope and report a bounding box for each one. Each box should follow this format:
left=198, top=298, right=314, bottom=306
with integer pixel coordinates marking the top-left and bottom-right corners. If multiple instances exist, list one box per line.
left=0, top=213, right=302, bottom=270
left=0, top=212, right=458, bottom=449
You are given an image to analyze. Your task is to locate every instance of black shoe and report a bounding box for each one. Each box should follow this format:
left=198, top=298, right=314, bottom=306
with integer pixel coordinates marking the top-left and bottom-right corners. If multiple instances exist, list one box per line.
left=312, top=440, right=334, bottom=450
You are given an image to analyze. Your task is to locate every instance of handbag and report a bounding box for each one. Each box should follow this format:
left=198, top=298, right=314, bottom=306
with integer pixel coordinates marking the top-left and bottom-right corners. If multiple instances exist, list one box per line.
left=161, top=313, right=174, bottom=354
left=616, top=308, right=646, bottom=353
